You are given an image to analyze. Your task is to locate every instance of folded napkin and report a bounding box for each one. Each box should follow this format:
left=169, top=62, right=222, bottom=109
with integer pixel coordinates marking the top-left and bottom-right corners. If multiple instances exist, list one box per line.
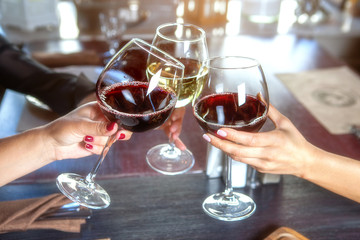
left=0, top=193, right=86, bottom=233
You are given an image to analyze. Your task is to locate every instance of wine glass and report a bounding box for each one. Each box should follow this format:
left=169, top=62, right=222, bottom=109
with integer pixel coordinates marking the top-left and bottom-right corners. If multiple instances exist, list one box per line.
left=56, top=38, right=185, bottom=209
left=99, top=9, right=126, bottom=61
left=295, top=0, right=326, bottom=25
left=193, top=56, right=269, bottom=221
left=146, top=22, right=209, bottom=175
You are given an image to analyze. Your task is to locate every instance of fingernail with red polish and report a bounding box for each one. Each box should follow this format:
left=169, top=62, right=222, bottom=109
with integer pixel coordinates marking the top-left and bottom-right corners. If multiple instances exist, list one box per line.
left=107, top=122, right=116, bottom=131
left=84, top=135, right=94, bottom=142
left=85, top=144, right=93, bottom=150
left=118, top=133, right=126, bottom=140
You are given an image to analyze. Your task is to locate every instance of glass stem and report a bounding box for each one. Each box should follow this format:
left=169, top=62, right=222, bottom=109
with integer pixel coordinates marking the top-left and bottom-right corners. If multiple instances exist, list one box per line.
left=168, top=142, right=176, bottom=151
left=224, top=155, right=234, bottom=198
left=249, top=167, right=258, bottom=189
left=85, top=133, right=118, bottom=184
left=167, top=132, right=176, bottom=151
left=108, top=39, right=119, bottom=55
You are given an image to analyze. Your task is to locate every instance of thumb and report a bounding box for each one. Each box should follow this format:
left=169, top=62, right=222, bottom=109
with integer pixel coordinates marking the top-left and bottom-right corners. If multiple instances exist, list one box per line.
left=268, top=104, right=284, bottom=128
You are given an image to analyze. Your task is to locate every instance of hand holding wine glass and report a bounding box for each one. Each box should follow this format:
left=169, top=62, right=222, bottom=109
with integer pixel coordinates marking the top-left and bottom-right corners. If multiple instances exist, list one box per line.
left=158, top=106, right=187, bottom=151
left=193, top=56, right=269, bottom=221
left=56, top=38, right=184, bottom=209
left=146, top=22, right=209, bottom=175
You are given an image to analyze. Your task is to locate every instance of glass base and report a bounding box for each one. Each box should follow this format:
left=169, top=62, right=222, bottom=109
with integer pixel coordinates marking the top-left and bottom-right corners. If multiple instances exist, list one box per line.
left=56, top=173, right=111, bottom=209
left=146, top=143, right=194, bottom=175
left=202, top=192, right=256, bottom=221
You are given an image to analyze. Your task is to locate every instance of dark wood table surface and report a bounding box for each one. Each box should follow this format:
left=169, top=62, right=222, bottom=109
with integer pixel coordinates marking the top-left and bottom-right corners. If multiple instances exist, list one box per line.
left=1, top=0, right=360, bottom=239
left=1, top=173, right=360, bottom=240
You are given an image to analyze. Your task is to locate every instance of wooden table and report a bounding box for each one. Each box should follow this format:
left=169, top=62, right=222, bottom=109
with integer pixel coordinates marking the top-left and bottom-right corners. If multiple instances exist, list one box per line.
left=0, top=172, right=359, bottom=240
left=1, top=33, right=360, bottom=240
left=1, top=0, right=360, bottom=238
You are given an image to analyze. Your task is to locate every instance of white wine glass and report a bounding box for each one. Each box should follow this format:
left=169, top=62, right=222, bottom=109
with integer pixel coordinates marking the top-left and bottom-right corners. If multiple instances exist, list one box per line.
left=146, top=22, right=209, bottom=175
left=193, top=56, right=269, bottom=221
left=56, top=38, right=184, bottom=209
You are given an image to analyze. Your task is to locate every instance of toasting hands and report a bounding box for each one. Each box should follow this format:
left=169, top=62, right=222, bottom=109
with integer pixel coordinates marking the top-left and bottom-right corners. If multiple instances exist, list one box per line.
left=202, top=104, right=360, bottom=203
left=0, top=102, right=132, bottom=186
left=159, top=107, right=187, bottom=151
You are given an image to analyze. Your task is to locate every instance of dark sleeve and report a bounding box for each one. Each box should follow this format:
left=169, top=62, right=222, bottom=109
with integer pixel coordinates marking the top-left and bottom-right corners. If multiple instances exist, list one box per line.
left=0, top=34, right=96, bottom=115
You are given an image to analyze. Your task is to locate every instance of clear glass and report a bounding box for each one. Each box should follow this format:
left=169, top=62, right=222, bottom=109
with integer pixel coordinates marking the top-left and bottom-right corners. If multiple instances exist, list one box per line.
left=193, top=56, right=269, bottom=221
left=146, top=22, right=209, bottom=175
left=99, top=9, right=126, bottom=61
left=295, top=0, right=327, bottom=24
left=56, top=38, right=185, bottom=209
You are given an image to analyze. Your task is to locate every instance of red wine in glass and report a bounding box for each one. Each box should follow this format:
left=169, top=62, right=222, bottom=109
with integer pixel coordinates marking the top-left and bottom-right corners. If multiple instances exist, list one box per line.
left=193, top=56, right=269, bottom=221
left=56, top=38, right=185, bottom=209
left=194, top=93, right=267, bottom=135
left=98, top=82, right=177, bottom=132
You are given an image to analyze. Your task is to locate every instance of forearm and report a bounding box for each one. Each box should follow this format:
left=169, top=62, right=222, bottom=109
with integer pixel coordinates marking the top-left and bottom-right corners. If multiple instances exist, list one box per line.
left=0, top=127, right=54, bottom=186
left=0, top=35, right=95, bottom=115
left=302, top=147, right=360, bottom=203
left=19, top=72, right=95, bottom=115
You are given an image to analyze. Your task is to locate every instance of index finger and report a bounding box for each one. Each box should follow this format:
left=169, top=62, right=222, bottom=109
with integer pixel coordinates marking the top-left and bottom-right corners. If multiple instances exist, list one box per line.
left=217, top=128, right=274, bottom=147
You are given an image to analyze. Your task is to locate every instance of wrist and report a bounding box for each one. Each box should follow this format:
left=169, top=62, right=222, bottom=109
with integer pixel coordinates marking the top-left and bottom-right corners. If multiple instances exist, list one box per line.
left=33, top=125, right=58, bottom=164
left=298, top=143, right=323, bottom=181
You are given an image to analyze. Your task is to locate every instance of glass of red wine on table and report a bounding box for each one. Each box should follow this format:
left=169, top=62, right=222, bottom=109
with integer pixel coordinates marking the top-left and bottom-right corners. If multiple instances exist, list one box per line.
left=193, top=56, right=269, bottom=221
left=56, top=38, right=185, bottom=209
left=146, top=22, right=209, bottom=175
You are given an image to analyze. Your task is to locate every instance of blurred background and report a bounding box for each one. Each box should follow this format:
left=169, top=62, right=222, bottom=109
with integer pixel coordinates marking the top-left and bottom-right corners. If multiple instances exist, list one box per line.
left=0, top=0, right=359, bottom=72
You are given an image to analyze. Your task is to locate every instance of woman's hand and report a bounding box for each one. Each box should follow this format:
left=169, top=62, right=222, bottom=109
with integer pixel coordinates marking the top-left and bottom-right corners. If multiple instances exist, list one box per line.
left=159, top=107, right=187, bottom=150
left=202, top=104, right=360, bottom=203
left=44, top=102, right=132, bottom=161
left=202, top=104, right=317, bottom=178
left=0, top=101, right=132, bottom=186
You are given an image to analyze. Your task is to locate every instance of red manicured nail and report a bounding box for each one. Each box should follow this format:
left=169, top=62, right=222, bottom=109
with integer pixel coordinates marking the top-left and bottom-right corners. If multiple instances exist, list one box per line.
left=118, top=133, right=126, bottom=140
left=85, top=144, right=93, bottom=150
left=84, top=135, right=94, bottom=142
left=107, top=122, right=116, bottom=131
